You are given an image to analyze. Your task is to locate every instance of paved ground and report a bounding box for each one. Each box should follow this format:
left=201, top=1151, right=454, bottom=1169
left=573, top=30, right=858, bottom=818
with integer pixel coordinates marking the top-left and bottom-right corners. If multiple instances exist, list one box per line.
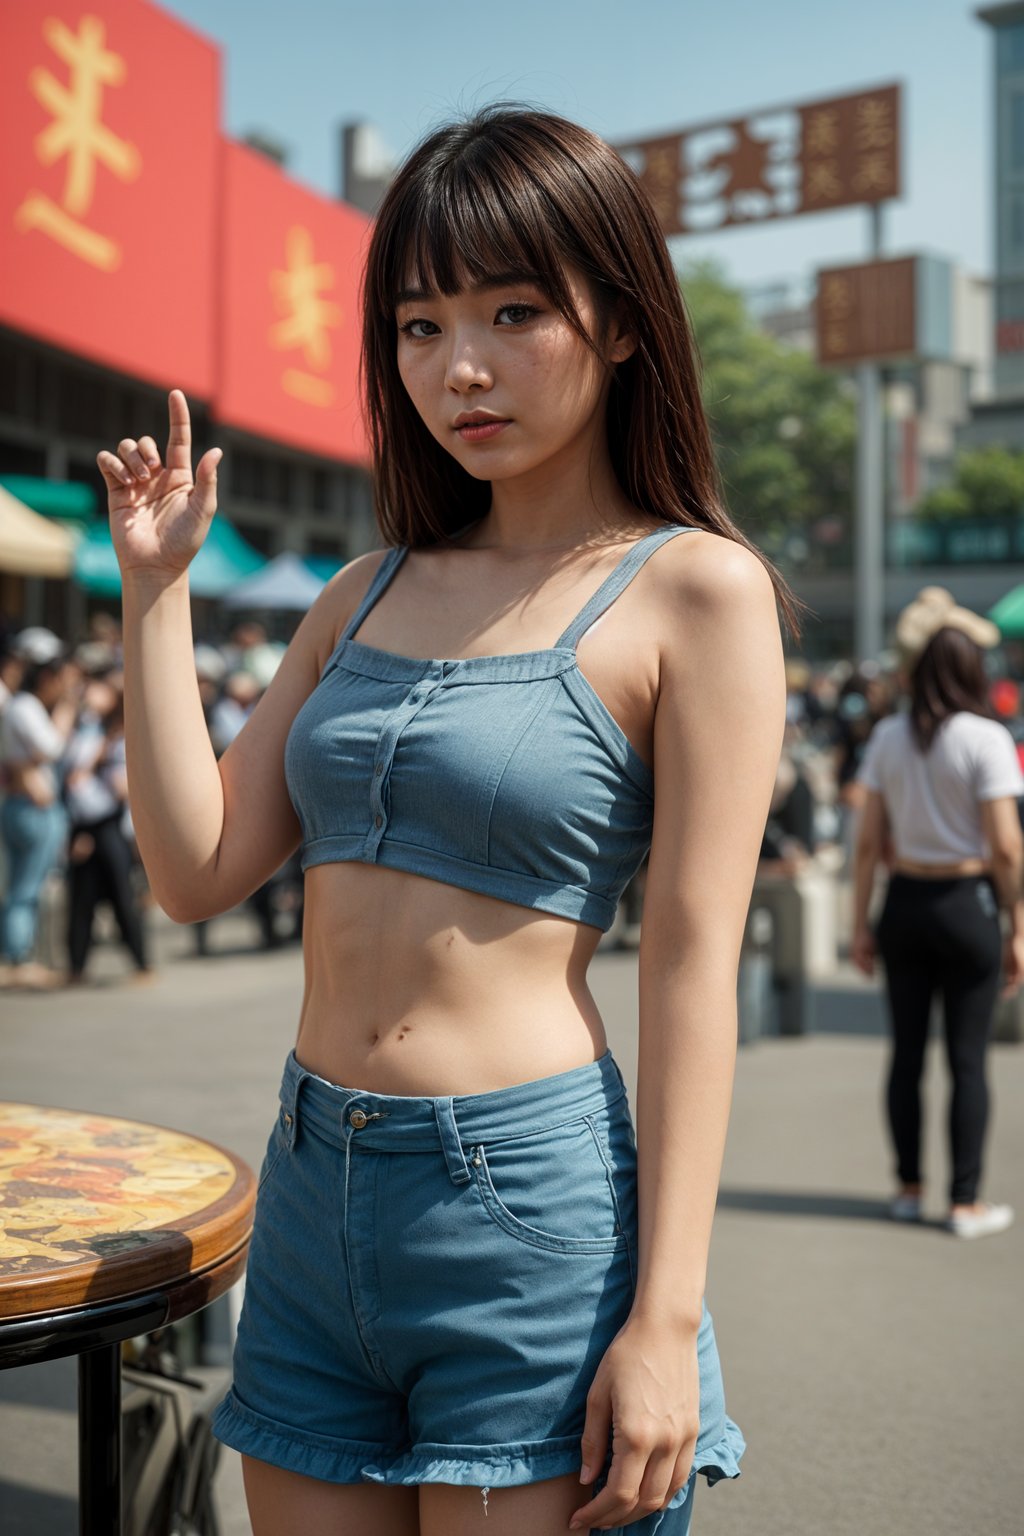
left=1, top=902, right=1021, bottom=1534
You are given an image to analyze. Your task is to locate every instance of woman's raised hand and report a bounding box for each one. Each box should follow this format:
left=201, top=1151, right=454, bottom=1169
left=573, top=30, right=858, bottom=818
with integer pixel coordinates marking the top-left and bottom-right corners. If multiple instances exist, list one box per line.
left=95, top=389, right=222, bottom=582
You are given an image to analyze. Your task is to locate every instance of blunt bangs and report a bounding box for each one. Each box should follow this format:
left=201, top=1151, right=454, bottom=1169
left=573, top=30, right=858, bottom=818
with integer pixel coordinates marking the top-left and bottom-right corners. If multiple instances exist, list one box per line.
left=370, top=141, right=590, bottom=342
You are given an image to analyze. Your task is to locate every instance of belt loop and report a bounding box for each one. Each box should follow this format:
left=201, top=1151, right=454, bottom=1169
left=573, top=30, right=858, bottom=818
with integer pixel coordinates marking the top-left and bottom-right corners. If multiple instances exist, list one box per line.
left=280, top=1052, right=310, bottom=1149
left=433, top=1097, right=471, bottom=1185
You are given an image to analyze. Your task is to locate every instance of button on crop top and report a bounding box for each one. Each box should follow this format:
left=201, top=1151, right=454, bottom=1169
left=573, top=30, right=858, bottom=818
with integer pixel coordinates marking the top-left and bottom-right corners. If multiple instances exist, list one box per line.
left=283, top=522, right=698, bottom=931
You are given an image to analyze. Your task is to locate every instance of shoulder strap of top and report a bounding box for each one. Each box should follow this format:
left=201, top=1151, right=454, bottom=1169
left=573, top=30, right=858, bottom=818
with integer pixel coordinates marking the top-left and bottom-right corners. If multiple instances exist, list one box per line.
left=554, top=524, right=700, bottom=651
left=339, top=545, right=409, bottom=643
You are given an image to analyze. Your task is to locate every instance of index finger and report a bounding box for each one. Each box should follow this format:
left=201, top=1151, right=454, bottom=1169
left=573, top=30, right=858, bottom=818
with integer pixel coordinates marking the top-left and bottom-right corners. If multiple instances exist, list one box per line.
left=166, top=389, right=192, bottom=474
left=571, top=1451, right=649, bottom=1530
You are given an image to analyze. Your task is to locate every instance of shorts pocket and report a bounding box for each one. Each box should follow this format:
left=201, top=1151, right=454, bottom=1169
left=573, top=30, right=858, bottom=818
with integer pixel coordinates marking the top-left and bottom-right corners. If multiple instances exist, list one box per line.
left=256, top=1106, right=289, bottom=1196
left=471, top=1112, right=629, bottom=1254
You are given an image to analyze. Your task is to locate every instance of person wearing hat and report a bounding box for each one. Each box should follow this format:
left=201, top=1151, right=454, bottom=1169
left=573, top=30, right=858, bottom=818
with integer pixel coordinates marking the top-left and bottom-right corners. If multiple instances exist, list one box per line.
left=851, top=587, right=1024, bottom=1239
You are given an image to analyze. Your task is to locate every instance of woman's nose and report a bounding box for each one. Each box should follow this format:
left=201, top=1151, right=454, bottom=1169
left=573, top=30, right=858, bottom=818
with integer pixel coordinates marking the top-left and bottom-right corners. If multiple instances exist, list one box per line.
left=444, top=337, right=493, bottom=392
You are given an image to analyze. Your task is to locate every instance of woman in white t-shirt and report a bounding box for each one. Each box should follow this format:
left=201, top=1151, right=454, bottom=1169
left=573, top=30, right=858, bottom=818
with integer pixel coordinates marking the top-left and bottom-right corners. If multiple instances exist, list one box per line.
left=851, top=587, right=1024, bottom=1241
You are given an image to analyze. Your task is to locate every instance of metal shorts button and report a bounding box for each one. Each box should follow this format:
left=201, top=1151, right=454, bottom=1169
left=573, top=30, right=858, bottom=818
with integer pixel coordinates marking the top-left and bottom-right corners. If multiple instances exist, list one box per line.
left=349, top=1109, right=368, bottom=1129
left=374, top=814, right=383, bottom=828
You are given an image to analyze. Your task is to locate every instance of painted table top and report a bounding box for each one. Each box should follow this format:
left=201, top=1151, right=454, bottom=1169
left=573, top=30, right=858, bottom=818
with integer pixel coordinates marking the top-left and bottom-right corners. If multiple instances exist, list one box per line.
left=0, top=1102, right=254, bottom=1320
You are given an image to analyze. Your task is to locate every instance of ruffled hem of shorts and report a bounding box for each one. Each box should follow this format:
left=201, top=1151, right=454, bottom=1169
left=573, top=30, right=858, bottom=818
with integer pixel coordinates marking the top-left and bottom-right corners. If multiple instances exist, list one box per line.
left=211, top=1388, right=745, bottom=1500
left=210, top=1389, right=407, bottom=1483
left=693, top=1413, right=746, bottom=1487
left=361, top=1435, right=585, bottom=1486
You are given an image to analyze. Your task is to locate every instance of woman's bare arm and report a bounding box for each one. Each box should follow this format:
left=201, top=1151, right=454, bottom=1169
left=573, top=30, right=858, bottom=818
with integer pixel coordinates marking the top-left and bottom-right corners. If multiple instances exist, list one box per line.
left=121, top=570, right=272, bottom=921
left=633, top=537, right=786, bottom=1325
left=99, top=387, right=386, bottom=923
left=852, top=786, right=889, bottom=931
left=120, top=555, right=387, bottom=924
left=979, top=795, right=1024, bottom=926
left=570, top=537, right=786, bottom=1533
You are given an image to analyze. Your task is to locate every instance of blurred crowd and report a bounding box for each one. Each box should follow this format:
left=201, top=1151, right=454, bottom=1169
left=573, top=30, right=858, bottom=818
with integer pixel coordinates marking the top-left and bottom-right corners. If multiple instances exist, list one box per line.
left=0, top=614, right=303, bottom=990
left=3, top=612, right=1023, bottom=991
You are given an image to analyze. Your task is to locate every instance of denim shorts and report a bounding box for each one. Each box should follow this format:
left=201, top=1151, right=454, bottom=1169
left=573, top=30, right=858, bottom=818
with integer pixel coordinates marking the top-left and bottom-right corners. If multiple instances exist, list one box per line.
left=210, top=1047, right=745, bottom=1533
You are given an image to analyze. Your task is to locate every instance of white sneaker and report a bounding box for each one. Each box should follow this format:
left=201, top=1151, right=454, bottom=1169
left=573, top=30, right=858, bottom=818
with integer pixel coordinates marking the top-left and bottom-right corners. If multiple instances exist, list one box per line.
left=945, top=1202, right=1014, bottom=1239
left=889, top=1194, right=922, bottom=1222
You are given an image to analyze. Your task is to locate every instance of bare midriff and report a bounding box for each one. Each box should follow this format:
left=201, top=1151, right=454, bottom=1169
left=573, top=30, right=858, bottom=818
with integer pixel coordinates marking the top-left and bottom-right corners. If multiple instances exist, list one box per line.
left=289, top=521, right=678, bottom=1097
left=890, top=857, right=991, bottom=878
left=293, top=862, right=609, bottom=1096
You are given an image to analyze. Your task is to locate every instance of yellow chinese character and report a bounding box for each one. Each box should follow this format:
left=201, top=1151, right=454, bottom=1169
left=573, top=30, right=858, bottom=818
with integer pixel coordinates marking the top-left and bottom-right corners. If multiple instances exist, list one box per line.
left=14, top=16, right=141, bottom=272
left=805, top=109, right=839, bottom=157
left=852, top=152, right=893, bottom=196
left=270, top=226, right=343, bottom=407
left=804, top=159, right=842, bottom=204
left=820, top=274, right=853, bottom=317
left=642, top=143, right=679, bottom=224
left=824, top=323, right=849, bottom=358
left=854, top=96, right=894, bottom=153
left=646, top=144, right=678, bottom=187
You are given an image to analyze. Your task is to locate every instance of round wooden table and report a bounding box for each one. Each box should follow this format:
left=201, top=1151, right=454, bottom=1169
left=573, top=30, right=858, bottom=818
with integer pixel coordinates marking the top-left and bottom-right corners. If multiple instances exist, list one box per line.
left=0, top=1101, right=255, bottom=1535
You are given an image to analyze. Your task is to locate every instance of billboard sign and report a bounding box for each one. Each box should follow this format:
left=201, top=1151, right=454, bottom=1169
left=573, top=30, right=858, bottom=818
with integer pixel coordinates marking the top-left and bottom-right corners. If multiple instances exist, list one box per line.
left=217, top=140, right=371, bottom=464
left=815, top=255, right=957, bottom=368
left=616, top=83, right=901, bottom=237
left=0, top=1, right=220, bottom=399
left=816, top=257, right=917, bottom=366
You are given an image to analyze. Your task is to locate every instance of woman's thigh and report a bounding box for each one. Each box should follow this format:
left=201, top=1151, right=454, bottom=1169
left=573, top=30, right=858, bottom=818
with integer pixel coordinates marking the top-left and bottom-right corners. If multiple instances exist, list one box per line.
left=241, top=1461, right=695, bottom=1535
left=241, top=1455, right=419, bottom=1536
left=420, top=1466, right=697, bottom=1535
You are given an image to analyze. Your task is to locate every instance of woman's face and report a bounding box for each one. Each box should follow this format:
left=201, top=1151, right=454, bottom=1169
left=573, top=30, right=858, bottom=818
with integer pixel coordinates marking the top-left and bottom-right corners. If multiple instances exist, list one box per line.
left=394, top=263, right=631, bottom=483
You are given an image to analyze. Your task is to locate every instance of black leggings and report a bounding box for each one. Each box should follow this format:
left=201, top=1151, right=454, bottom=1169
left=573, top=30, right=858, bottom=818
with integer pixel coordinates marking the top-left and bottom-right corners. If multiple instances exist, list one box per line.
left=873, top=872, right=1003, bottom=1206
left=66, top=812, right=149, bottom=976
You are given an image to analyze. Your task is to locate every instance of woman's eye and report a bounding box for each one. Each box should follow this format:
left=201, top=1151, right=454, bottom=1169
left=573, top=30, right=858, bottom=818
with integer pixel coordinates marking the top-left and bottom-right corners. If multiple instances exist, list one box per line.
left=397, top=317, right=439, bottom=339
left=496, top=303, right=539, bottom=326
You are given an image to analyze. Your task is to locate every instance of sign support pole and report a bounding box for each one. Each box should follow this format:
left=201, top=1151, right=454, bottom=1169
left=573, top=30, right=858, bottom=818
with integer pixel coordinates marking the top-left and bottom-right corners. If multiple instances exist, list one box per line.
left=854, top=204, right=886, bottom=664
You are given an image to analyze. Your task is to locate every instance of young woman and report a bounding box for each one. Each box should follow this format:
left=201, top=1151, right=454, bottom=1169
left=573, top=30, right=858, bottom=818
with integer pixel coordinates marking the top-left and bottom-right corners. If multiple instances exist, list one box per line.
left=97, top=106, right=799, bottom=1535
left=852, top=586, right=1023, bottom=1240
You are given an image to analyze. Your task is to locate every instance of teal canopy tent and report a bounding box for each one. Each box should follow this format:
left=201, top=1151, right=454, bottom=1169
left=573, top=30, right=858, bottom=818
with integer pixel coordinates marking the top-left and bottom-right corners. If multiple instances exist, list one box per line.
left=73, top=516, right=268, bottom=598
left=989, top=585, right=1024, bottom=641
left=0, top=475, right=98, bottom=522
left=303, top=554, right=347, bottom=583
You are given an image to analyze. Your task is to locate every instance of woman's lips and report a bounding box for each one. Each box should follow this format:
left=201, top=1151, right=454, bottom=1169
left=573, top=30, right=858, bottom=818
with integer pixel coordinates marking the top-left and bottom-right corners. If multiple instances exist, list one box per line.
left=456, top=420, right=511, bottom=442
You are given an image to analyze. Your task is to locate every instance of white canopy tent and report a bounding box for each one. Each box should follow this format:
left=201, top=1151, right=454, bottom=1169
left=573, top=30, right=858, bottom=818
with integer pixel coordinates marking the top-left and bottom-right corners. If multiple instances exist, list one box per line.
left=222, top=551, right=327, bottom=611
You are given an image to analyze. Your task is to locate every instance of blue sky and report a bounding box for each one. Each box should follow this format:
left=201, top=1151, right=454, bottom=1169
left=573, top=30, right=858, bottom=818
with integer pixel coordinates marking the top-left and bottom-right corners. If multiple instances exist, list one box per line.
left=163, top=0, right=991, bottom=295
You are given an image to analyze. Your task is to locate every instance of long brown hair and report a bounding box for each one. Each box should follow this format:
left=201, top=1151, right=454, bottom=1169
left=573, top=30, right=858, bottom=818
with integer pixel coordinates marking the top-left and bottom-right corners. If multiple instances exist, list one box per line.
left=907, top=628, right=1000, bottom=751
left=360, top=102, right=810, bottom=643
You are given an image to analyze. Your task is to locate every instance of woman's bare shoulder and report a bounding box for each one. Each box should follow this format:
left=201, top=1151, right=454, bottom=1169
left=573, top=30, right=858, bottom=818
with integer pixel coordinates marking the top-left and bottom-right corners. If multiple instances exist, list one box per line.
left=320, top=546, right=395, bottom=651
left=648, top=524, right=775, bottom=623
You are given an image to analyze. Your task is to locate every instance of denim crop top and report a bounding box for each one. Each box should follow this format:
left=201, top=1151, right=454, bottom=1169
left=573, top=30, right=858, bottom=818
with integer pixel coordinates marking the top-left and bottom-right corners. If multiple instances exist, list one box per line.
left=283, top=522, right=698, bottom=931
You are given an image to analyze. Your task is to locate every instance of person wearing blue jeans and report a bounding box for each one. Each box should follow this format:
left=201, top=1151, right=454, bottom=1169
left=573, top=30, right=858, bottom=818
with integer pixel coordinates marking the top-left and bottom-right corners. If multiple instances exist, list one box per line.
left=0, top=793, right=68, bottom=967
left=0, top=652, right=76, bottom=984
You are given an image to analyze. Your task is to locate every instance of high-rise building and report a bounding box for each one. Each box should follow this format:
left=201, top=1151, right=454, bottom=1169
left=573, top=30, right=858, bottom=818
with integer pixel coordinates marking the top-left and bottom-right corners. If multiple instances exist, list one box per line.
left=974, top=3, right=1024, bottom=435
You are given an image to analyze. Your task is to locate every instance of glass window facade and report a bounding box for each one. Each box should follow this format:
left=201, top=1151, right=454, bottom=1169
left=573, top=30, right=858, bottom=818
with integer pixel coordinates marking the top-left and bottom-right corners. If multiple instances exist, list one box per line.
left=997, top=21, right=1024, bottom=74
left=1012, top=89, right=1024, bottom=171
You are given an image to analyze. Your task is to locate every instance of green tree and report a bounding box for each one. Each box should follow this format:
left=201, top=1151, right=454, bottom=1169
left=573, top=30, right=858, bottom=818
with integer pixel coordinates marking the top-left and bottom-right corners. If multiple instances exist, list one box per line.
left=680, top=260, right=856, bottom=542
left=916, top=446, right=1024, bottom=520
